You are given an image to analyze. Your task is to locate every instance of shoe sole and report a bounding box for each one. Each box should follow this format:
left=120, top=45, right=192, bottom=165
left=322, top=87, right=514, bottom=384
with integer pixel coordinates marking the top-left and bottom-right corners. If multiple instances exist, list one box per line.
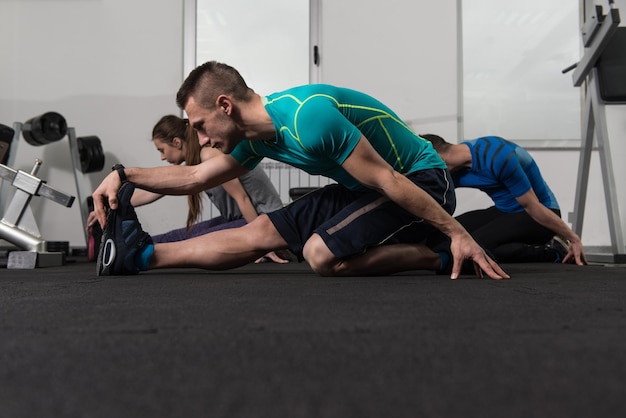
left=96, top=208, right=117, bottom=276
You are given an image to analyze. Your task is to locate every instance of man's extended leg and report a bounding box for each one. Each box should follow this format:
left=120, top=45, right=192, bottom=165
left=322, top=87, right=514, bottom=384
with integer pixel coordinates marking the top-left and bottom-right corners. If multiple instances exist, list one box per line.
left=97, top=182, right=289, bottom=275
left=149, top=215, right=289, bottom=270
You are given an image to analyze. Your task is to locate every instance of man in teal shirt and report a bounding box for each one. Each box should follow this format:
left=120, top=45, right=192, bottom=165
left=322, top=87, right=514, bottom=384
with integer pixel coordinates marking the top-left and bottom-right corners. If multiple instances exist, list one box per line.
left=92, top=61, right=508, bottom=280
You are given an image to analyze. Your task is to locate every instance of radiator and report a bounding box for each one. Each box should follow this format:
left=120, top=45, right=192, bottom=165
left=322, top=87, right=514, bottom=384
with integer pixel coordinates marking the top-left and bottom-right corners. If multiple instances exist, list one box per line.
left=205, top=161, right=335, bottom=217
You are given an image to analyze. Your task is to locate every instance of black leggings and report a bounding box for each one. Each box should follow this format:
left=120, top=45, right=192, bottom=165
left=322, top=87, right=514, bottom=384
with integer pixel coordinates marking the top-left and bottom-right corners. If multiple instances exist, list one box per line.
left=456, top=206, right=559, bottom=263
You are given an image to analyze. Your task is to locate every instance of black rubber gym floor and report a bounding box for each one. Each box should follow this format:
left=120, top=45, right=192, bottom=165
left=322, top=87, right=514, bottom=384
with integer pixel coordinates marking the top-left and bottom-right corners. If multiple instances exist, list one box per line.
left=1, top=255, right=625, bottom=418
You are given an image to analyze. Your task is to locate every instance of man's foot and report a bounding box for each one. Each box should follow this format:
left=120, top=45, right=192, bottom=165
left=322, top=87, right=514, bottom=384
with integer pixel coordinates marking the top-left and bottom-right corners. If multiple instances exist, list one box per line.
left=546, top=236, right=570, bottom=263
left=96, top=182, right=153, bottom=276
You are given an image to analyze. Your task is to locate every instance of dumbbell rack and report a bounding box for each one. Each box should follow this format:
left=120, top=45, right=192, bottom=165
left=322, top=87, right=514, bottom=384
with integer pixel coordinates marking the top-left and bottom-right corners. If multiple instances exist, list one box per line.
left=0, top=150, right=75, bottom=268
left=0, top=121, right=97, bottom=268
left=67, top=126, right=97, bottom=247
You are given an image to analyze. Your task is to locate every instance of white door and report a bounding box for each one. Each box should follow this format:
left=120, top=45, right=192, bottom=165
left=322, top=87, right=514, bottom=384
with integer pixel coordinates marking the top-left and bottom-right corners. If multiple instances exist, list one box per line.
left=192, top=0, right=311, bottom=95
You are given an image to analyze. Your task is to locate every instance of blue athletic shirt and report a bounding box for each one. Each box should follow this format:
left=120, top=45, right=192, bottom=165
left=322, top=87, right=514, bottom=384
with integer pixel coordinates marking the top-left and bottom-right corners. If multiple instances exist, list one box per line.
left=454, top=136, right=559, bottom=213
left=229, top=84, right=445, bottom=192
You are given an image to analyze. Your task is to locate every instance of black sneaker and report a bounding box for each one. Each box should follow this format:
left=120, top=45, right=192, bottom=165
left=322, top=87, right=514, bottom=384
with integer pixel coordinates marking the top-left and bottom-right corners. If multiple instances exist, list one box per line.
left=546, top=236, right=570, bottom=263
left=96, top=182, right=153, bottom=275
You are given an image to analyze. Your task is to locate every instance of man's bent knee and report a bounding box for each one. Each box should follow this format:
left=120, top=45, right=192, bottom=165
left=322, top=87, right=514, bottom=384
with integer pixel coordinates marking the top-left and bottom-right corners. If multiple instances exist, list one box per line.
left=303, top=234, right=341, bottom=276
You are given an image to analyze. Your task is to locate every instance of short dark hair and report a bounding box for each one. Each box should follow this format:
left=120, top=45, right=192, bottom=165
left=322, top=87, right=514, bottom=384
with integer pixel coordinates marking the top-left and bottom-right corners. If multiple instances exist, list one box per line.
left=176, top=61, right=253, bottom=110
left=420, top=134, right=450, bottom=152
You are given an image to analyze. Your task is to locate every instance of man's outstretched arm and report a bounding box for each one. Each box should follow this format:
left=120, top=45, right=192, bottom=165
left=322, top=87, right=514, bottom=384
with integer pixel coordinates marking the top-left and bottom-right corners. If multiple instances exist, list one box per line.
left=517, top=189, right=587, bottom=265
left=92, top=154, right=248, bottom=228
left=341, top=136, right=510, bottom=280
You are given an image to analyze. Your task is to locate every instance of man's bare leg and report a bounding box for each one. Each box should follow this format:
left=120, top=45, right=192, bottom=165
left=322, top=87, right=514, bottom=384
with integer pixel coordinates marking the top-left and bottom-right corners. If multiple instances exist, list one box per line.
left=303, top=233, right=441, bottom=276
left=149, top=215, right=289, bottom=270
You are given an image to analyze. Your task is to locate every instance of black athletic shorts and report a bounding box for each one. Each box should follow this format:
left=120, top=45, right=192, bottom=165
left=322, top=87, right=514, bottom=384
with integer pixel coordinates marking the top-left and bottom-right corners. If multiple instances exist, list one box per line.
left=267, top=168, right=455, bottom=260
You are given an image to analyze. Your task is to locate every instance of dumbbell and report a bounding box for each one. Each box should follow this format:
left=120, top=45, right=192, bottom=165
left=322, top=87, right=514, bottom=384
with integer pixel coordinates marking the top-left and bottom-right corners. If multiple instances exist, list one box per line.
left=77, top=136, right=105, bottom=173
left=22, top=112, right=68, bottom=146
left=20, top=112, right=105, bottom=173
left=0, top=123, right=14, bottom=164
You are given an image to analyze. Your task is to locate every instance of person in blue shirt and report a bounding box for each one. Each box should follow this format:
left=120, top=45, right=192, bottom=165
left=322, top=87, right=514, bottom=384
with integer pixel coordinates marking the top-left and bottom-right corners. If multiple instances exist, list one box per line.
left=91, top=61, right=509, bottom=280
left=425, top=134, right=586, bottom=265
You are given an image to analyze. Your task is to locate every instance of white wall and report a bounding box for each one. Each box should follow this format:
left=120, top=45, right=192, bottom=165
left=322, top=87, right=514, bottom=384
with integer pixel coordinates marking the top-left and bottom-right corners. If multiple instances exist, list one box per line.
left=0, top=0, right=187, bottom=248
left=319, top=0, right=459, bottom=141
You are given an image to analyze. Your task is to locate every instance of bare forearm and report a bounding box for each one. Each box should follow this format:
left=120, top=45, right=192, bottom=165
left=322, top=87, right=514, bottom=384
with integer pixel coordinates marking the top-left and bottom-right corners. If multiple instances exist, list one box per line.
left=221, top=178, right=259, bottom=223
left=130, top=189, right=163, bottom=207
left=382, top=173, right=466, bottom=238
left=381, top=173, right=509, bottom=278
left=526, top=205, right=581, bottom=243
left=239, top=200, right=259, bottom=223
left=124, top=165, right=213, bottom=196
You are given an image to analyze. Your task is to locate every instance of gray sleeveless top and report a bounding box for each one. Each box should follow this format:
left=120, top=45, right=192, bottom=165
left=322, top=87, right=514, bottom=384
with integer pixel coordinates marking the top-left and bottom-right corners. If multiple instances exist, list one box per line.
left=205, top=166, right=283, bottom=220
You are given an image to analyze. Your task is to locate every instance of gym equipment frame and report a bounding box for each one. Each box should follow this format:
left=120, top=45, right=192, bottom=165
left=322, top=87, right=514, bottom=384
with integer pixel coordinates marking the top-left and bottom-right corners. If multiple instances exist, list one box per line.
left=1, top=114, right=104, bottom=268
left=565, top=0, right=626, bottom=263
left=0, top=158, right=75, bottom=268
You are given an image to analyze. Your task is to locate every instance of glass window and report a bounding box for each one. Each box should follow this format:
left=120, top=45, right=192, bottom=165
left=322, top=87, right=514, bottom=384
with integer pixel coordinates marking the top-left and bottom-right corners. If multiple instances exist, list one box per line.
left=193, top=0, right=310, bottom=95
left=462, top=0, right=581, bottom=146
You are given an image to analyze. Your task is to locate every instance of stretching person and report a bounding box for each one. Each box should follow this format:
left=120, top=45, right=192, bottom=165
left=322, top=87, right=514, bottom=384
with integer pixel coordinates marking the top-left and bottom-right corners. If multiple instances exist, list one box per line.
left=90, top=114, right=288, bottom=263
left=425, top=134, right=586, bottom=265
left=92, top=61, right=509, bottom=280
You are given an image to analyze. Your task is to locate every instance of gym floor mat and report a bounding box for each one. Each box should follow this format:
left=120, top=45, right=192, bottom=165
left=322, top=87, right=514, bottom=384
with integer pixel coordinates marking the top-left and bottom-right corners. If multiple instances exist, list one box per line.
left=1, top=256, right=625, bottom=418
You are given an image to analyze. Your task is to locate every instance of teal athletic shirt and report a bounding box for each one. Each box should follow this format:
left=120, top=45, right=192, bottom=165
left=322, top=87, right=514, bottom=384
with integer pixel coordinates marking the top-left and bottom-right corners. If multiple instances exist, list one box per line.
left=229, top=84, right=445, bottom=192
